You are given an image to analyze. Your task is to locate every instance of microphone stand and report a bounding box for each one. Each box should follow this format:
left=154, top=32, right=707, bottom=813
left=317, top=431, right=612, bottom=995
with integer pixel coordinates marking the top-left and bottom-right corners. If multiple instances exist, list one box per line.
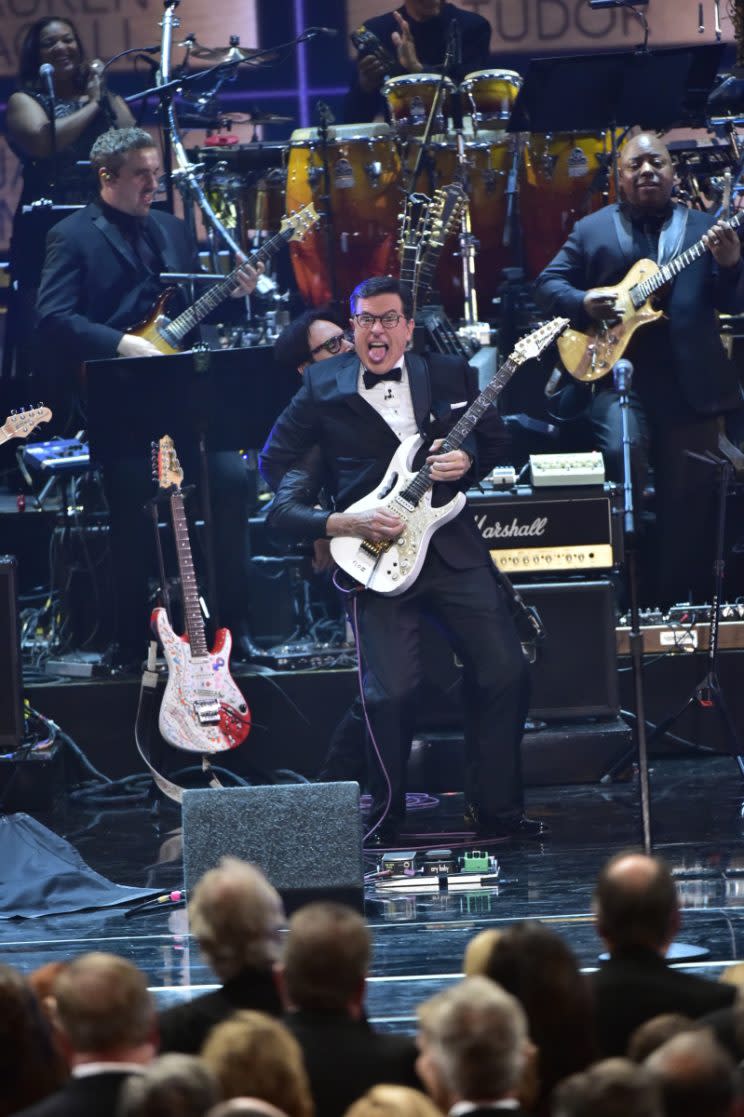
left=613, top=359, right=653, bottom=854
left=41, top=72, right=58, bottom=203
left=316, top=101, right=340, bottom=309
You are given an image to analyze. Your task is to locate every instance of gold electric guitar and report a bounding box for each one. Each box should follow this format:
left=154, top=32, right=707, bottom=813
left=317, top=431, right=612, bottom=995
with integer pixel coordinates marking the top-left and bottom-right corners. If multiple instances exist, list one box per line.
left=557, top=209, right=744, bottom=382
left=130, top=204, right=318, bottom=355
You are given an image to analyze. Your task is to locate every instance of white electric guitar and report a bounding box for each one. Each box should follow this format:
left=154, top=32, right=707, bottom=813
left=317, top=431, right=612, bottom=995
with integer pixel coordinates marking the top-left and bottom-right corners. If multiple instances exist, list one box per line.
left=151, top=435, right=251, bottom=754
left=330, top=318, right=570, bottom=595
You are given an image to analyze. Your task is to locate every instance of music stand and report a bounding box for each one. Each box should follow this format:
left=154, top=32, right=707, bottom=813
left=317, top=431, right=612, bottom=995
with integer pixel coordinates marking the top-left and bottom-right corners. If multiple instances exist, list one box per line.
left=85, top=347, right=298, bottom=631
left=507, top=43, right=725, bottom=135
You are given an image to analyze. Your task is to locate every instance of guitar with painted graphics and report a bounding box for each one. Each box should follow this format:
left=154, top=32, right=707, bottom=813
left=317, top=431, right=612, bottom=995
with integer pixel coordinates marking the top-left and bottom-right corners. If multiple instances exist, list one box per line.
left=330, top=318, right=570, bottom=595
left=0, top=406, right=52, bottom=445
left=151, top=435, right=251, bottom=753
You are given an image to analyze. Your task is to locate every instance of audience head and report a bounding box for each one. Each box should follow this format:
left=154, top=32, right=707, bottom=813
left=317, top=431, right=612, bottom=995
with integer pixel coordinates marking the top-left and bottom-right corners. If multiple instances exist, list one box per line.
left=188, top=857, right=285, bottom=982
left=273, top=307, right=352, bottom=374
left=627, top=1015, right=698, bottom=1063
left=553, top=1058, right=663, bottom=1117
left=645, top=1031, right=736, bottom=1117
left=416, top=976, right=530, bottom=1110
left=279, top=901, right=370, bottom=1015
left=201, top=1010, right=313, bottom=1117
left=17, top=17, right=86, bottom=91
left=594, top=853, right=679, bottom=953
left=207, top=1101, right=289, bottom=1117
left=50, top=952, right=155, bottom=1060
left=481, top=920, right=597, bottom=1101
left=0, top=963, right=67, bottom=1117
left=462, top=928, right=502, bottom=976
left=117, top=1054, right=220, bottom=1117
left=345, top=1085, right=444, bottom=1117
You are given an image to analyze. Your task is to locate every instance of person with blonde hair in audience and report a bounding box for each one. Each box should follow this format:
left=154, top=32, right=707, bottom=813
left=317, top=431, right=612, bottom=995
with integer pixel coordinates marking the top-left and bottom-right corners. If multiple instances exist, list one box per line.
left=345, top=1084, right=444, bottom=1117
left=158, top=858, right=285, bottom=1054
left=277, top=902, right=419, bottom=1117
left=0, top=964, right=67, bottom=1117
left=201, top=1010, right=313, bottom=1117
left=117, top=1053, right=220, bottom=1117
left=415, top=977, right=533, bottom=1116
left=552, top=1058, right=663, bottom=1117
left=14, top=952, right=156, bottom=1117
left=462, top=929, right=502, bottom=977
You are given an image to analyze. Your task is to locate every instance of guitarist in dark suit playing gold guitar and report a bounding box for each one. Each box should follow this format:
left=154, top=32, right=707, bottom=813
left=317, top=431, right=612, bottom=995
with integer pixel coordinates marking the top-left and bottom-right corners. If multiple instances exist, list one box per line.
left=534, top=132, right=744, bottom=607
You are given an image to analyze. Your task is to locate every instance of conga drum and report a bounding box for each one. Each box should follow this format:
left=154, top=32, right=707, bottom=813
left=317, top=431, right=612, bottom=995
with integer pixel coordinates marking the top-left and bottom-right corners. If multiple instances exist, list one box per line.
left=285, top=123, right=402, bottom=306
left=460, top=69, right=522, bottom=130
left=383, top=73, right=455, bottom=135
left=520, top=131, right=621, bottom=278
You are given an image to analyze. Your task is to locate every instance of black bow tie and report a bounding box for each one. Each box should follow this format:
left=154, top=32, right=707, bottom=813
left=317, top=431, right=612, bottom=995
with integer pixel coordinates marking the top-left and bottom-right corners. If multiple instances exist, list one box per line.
left=363, top=367, right=402, bottom=390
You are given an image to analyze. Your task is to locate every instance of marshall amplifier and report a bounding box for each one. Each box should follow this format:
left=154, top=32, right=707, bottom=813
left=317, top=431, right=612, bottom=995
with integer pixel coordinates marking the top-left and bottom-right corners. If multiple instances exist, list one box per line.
left=468, top=483, right=621, bottom=574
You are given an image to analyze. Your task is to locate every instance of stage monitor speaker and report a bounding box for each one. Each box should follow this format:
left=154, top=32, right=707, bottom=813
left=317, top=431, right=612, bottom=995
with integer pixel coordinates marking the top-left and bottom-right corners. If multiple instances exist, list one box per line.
left=0, top=556, right=24, bottom=748
left=419, top=578, right=619, bottom=724
left=182, top=781, right=364, bottom=913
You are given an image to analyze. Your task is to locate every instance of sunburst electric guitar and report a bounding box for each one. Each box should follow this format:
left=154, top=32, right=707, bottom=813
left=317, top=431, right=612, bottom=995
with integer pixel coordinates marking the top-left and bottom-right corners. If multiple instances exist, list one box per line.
left=557, top=209, right=744, bottom=381
left=151, top=435, right=251, bottom=753
left=330, top=318, right=569, bottom=595
left=0, top=406, right=52, bottom=445
left=131, top=204, right=318, bottom=355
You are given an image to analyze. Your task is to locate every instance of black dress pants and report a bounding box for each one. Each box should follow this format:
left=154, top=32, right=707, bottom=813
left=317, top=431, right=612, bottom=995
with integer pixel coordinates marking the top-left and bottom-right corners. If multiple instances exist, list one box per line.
left=355, top=548, right=530, bottom=826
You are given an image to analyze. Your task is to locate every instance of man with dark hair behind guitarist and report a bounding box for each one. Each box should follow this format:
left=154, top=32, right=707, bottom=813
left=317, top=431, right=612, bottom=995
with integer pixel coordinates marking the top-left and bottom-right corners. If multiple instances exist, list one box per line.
left=345, top=0, right=491, bottom=123
left=36, top=127, right=258, bottom=667
left=534, top=131, right=744, bottom=607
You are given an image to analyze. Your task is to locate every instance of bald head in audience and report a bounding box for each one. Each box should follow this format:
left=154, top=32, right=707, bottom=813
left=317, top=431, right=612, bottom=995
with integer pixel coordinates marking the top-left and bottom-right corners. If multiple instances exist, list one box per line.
left=594, top=853, right=680, bottom=954
left=207, top=1101, right=290, bottom=1117
left=645, top=1031, right=736, bottom=1117
left=553, top=1058, right=663, bottom=1117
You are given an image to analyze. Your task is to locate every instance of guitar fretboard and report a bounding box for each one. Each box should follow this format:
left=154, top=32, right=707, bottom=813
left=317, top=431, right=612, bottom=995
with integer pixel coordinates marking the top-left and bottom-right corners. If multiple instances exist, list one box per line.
left=631, top=210, right=744, bottom=308
left=170, top=491, right=209, bottom=658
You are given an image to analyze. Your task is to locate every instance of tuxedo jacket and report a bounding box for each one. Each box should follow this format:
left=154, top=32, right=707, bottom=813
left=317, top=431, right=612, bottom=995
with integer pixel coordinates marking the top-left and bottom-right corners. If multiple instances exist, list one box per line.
left=259, top=350, right=510, bottom=570
left=14, top=1069, right=137, bottom=1117
left=157, top=965, right=282, bottom=1054
left=533, top=203, right=744, bottom=415
left=36, top=200, right=197, bottom=366
left=591, top=946, right=736, bottom=1057
left=284, top=1010, right=420, bottom=1117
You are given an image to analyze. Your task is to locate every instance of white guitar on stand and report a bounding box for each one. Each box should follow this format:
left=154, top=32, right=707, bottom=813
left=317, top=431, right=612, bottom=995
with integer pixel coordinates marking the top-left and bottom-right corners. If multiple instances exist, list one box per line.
left=151, top=435, right=251, bottom=754
left=330, top=318, right=569, bottom=595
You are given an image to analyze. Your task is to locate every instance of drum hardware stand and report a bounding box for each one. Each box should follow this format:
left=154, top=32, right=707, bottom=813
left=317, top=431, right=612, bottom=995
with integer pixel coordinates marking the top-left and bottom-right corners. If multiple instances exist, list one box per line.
left=315, top=101, right=341, bottom=310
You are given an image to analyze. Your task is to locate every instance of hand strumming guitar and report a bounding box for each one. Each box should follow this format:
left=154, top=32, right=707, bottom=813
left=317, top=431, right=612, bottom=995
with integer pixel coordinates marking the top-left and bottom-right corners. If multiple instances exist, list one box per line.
left=583, top=288, right=624, bottom=324
left=326, top=507, right=403, bottom=543
left=117, top=333, right=161, bottom=358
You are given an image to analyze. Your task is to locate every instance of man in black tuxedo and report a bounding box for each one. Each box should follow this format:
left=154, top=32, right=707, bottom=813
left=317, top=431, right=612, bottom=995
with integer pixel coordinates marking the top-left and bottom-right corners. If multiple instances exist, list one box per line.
left=277, top=902, right=420, bottom=1117
left=15, top=952, right=155, bottom=1117
left=36, top=127, right=257, bottom=665
left=416, top=976, right=533, bottom=1116
left=260, top=275, right=537, bottom=845
left=345, top=0, right=491, bottom=123
left=591, top=852, right=735, bottom=1057
left=534, top=132, right=744, bottom=606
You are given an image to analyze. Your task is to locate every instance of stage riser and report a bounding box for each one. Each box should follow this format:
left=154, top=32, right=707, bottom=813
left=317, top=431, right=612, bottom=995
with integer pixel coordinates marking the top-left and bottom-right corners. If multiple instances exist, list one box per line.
left=22, top=649, right=744, bottom=794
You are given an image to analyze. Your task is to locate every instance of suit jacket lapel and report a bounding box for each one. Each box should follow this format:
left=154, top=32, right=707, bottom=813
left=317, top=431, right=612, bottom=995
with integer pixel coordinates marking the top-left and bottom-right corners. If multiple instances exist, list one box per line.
left=148, top=213, right=179, bottom=272
left=405, top=351, right=431, bottom=434
left=91, top=204, right=140, bottom=272
left=611, top=204, right=637, bottom=267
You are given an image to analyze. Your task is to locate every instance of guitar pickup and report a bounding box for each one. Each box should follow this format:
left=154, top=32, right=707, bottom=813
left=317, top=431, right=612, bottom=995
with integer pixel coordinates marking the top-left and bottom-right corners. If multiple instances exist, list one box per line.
left=193, top=698, right=220, bottom=726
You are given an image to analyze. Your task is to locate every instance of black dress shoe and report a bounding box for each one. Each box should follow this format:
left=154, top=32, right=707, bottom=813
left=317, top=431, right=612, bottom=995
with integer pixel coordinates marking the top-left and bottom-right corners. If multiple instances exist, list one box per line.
left=464, top=804, right=549, bottom=841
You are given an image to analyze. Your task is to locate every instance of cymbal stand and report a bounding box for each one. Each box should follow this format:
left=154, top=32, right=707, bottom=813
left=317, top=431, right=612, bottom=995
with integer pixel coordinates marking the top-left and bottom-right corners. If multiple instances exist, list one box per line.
left=315, top=101, right=340, bottom=310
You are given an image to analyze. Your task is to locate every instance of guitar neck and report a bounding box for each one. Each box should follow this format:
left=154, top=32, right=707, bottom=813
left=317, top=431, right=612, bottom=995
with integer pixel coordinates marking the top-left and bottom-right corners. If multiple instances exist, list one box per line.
left=401, top=357, right=520, bottom=505
left=170, top=491, right=209, bottom=657
left=632, top=209, right=744, bottom=305
left=415, top=239, right=446, bottom=307
left=167, top=226, right=292, bottom=342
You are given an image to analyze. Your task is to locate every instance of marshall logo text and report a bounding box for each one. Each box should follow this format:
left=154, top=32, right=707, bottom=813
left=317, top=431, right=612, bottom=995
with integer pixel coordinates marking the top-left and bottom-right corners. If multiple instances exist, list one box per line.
left=474, top=514, right=548, bottom=540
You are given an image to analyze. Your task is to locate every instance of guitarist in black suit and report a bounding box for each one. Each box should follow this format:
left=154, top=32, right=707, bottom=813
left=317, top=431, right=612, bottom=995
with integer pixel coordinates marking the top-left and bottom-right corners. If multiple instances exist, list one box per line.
left=260, top=275, right=539, bottom=845
left=36, top=127, right=257, bottom=666
left=534, top=132, right=744, bottom=606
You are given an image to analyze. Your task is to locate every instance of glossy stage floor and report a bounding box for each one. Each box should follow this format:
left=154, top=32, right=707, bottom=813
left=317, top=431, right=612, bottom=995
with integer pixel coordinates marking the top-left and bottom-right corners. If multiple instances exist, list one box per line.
left=2, top=753, right=744, bottom=1032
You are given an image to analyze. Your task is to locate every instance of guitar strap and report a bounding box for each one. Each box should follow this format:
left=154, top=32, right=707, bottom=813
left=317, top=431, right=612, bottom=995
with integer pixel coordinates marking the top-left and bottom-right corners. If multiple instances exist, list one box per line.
left=612, top=203, right=689, bottom=267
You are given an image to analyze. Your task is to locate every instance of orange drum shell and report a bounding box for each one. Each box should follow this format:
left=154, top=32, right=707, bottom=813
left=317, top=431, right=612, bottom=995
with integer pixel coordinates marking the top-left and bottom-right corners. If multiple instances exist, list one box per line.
left=383, top=73, right=456, bottom=134
left=460, top=68, right=522, bottom=127
left=285, top=126, right=402, bottom=307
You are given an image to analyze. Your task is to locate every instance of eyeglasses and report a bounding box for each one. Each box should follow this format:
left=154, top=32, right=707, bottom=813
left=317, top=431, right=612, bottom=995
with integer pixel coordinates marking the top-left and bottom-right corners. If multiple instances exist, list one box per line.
left=353, top=311, right=406, bottom=329
left=310, top=331, right=351, bottom=357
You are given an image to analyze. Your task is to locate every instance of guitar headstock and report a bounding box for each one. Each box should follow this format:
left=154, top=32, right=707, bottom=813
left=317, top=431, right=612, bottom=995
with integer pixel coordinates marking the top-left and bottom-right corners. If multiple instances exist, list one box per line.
left=154, top=434, right=184, bottom=491
left=280, top=203, right=319, bottom=241
left=511, top=318, right=570, bottom=365
left=397, top=192, right=431, bottom=260
left=427, top=183, right=467, bottom=249
left=1, top=405, right=52, bottom=441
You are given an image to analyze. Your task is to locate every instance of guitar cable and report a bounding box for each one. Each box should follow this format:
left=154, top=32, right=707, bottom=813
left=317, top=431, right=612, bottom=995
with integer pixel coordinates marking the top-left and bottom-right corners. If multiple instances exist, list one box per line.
left=332, top=572, right=393, bottom=845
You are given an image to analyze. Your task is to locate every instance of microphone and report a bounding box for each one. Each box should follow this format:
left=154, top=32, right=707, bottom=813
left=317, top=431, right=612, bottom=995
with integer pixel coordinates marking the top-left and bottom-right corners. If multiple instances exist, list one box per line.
left=39, top=62, right=55, bottom=100
left=613, top=358, right=634, bottom=392
left=698, top=3, right=705, bottom=31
